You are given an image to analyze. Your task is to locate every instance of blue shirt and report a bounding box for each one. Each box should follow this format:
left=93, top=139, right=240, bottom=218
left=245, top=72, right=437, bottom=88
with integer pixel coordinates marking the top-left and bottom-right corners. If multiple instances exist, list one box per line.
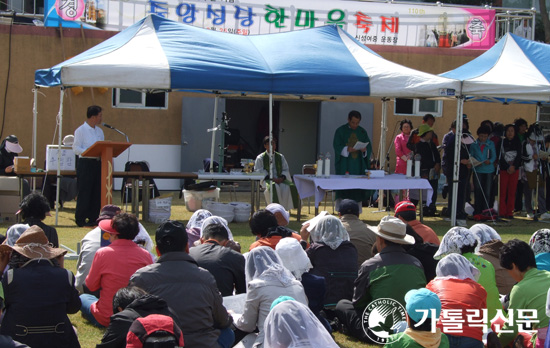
left=471, top=138, right=496, bottom=174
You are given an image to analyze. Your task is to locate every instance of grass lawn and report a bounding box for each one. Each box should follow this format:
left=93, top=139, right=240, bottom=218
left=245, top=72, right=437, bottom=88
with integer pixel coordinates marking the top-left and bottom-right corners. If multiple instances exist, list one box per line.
left=0, top=190, right=542, bottom=348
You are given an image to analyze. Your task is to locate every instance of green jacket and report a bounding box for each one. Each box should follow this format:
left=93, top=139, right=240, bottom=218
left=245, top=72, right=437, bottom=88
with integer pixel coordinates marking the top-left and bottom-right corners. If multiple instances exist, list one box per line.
left=498, top=268, right=550, bottom=346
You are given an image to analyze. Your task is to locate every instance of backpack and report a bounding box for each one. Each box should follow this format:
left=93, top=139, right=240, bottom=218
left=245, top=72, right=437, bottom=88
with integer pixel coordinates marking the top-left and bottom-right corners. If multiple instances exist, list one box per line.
left=126, top=314, right=184, bottom=348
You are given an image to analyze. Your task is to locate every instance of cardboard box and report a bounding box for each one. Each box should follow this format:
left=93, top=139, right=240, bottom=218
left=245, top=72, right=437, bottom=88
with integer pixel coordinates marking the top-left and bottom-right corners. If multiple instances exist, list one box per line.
left=46, top=145, right=76, bottom=171
left=14, top=157, right=30, bottom=173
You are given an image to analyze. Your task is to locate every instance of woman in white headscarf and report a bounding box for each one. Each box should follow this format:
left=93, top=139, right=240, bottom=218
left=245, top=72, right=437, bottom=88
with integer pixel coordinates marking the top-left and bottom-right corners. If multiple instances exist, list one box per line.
left=305, top=215, right=357, bottom=307
left=234, top=246, right=308, bottom=347
left=470, top=224, right=515, bottom=295
left=275, top=238, right=331, bottom=333
left=434, top=227, right=502, bottom=322
left=427, top=254, right=486, bottom=348
left=264, top=300, right=338, bottom=348
left=186, top=209, right=212, bottom=248
left=529, top=229, right=550, bottom=272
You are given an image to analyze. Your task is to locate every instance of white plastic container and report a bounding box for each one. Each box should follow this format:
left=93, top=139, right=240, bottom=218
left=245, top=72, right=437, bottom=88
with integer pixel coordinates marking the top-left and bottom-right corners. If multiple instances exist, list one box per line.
left=183, top=188, right=220, bottom=212
left=229, top=202, right=251, bottom=223
left=204, top=201, right=235, bottom=223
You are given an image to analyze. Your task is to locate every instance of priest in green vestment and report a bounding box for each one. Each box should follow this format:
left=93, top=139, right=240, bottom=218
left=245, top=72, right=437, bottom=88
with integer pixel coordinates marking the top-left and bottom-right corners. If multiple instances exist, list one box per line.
left=254, top=136, right=299, bottom=210
left=333, top=110, right=373, bottom=203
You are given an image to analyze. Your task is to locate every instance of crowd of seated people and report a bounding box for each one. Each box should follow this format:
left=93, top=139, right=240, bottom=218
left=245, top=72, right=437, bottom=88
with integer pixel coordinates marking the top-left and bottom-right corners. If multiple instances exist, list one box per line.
left=3, top=196, right=550, bottom=348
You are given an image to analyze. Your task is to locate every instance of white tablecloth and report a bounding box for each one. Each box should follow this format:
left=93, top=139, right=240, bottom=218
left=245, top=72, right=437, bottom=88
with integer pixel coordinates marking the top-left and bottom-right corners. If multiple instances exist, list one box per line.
left=293, top=174, right=433, bottom=207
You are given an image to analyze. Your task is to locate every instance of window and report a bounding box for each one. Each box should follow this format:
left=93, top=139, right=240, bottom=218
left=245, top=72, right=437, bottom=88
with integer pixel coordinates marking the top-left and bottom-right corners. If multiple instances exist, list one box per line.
left=112, top=89, right=168, bottom=109
left=394, top=98, right=442, bottom=117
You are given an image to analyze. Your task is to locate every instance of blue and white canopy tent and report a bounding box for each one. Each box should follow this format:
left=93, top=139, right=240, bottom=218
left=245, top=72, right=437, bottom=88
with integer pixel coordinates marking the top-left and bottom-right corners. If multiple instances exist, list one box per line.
left=440, top=33, right=550, bottom=225
left=35, top=14, right=460, bottom=220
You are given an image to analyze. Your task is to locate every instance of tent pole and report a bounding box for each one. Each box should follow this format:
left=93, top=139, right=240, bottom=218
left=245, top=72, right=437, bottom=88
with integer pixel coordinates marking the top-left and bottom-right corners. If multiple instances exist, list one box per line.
left=269, top=94, right=273, bottom=204
left=55, top=88, right=65, bottom=226
left=32, top=87, right=38, bottom=190
left=209, top=95, right=219, bottom=173
left=536, top=102, right=541, bottom=123
left=451, top=96, right=464, bottom=226
left=378, top=98, right=388, bottom=212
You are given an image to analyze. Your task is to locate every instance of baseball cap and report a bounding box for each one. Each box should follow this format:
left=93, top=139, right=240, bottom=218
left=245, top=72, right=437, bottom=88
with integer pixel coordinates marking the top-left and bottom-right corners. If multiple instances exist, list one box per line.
left=156, top=220, right=187, bottom=250
left=99, top=218, right=119, bottom=235
left=338, top=199, right=359, bottom=216
left=394, top=201, right=416, bottom=216
left=96, top=204, right=121, bottom=223
left=418, top=124, right=433, bottom=137
left=405, top=288, right=441, bottom=323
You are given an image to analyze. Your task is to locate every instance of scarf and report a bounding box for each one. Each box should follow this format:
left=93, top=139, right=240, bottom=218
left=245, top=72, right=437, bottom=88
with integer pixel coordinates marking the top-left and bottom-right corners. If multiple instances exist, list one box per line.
left=262, top=151, right=283, bottom=178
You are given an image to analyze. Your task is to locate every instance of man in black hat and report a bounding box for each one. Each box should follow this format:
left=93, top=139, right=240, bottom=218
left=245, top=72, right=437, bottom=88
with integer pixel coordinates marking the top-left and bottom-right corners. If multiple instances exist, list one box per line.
left=129, top=220, right=234, bottom=348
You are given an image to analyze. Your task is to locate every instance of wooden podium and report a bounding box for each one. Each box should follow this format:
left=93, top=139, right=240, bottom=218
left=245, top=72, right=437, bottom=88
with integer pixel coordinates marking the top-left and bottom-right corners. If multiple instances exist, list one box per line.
left=82, top=141, right=131, bottom=207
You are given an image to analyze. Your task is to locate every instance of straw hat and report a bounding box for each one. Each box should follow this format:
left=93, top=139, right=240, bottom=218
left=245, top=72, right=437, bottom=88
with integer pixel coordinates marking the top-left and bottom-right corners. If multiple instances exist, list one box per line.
left=0, top=225, right=66, bottom=259
left=368, top=216, right=415, bottom=245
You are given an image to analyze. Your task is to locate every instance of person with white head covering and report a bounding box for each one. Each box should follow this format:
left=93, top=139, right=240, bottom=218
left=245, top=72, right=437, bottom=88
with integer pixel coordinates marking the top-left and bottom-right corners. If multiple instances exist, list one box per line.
left=529, top=229, right=550, bottom=271
left=265, top=203, right=290, bottom=226
left=434, top=226, right=502, bottom=323
left=186, top=209, right=212, bottom=248
left=234, top=246, right=308, bottom=347
left=276, top=238, right=331, bottom=333
left=471, top=224, right=515, bottom=295
left=427, top=254, right=486, bottom=348
left=264, top=300, right=338, bottom=348
left=199, top=215, right=241, bottom=252
left=470, top=223, right=501, bottom=247
left=304, top=215, right=357, bottom=307
left=334, top=216, right=426, bottom=343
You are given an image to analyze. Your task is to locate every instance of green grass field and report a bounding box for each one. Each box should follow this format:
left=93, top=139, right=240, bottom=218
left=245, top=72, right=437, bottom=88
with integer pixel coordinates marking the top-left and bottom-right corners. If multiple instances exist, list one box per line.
left=0, top=191, right=542, bottom=348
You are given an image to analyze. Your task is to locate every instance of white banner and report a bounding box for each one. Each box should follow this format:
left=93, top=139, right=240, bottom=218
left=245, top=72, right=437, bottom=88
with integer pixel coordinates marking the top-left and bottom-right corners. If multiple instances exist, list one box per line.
left=84, top=0, right=496, bottom=48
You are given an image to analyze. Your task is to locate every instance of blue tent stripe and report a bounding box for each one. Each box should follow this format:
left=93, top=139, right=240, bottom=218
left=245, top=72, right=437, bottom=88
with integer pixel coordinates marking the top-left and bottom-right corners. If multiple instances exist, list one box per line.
left=440, top=35, right=507, bottom=80
left=510, top=33, right=550, bottom=84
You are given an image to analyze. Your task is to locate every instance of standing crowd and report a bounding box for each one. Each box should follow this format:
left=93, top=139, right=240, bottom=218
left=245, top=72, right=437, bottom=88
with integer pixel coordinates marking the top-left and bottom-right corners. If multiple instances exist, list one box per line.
left=393, top=115, right=550, bottom=225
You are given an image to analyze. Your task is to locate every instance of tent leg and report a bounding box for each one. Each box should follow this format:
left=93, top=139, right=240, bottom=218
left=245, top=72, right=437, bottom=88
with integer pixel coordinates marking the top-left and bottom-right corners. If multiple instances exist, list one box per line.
left=209, top=95, right=219, bottom=173
left=269, top=94, right=273, bottom=205
left=451, top=97, right=464, bottom=227
left=55, top=88, right=65, bottom=226
left=32, top=87, right=38, bottom=191
left=378, top=98, right=388, bottom=212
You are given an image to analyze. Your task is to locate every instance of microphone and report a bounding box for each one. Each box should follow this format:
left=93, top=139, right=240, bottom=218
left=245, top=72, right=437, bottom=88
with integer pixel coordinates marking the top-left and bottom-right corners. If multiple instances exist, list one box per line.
left=102, top=123, right=130, bottom=142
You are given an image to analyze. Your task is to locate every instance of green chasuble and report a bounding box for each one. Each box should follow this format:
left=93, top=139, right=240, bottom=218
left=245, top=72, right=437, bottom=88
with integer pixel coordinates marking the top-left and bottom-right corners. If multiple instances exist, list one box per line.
left=333, top=123, right=373, bottom=202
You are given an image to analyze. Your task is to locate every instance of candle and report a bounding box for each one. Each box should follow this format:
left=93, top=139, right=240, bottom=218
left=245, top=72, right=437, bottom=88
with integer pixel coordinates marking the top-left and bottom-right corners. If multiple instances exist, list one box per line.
left=414, top=154, right=421, bottom=178
left=406, top=159, right=413, bottom=178
left=316, top=159, right=323, bottom=177
left=324, top=152, right=331, bottom=177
